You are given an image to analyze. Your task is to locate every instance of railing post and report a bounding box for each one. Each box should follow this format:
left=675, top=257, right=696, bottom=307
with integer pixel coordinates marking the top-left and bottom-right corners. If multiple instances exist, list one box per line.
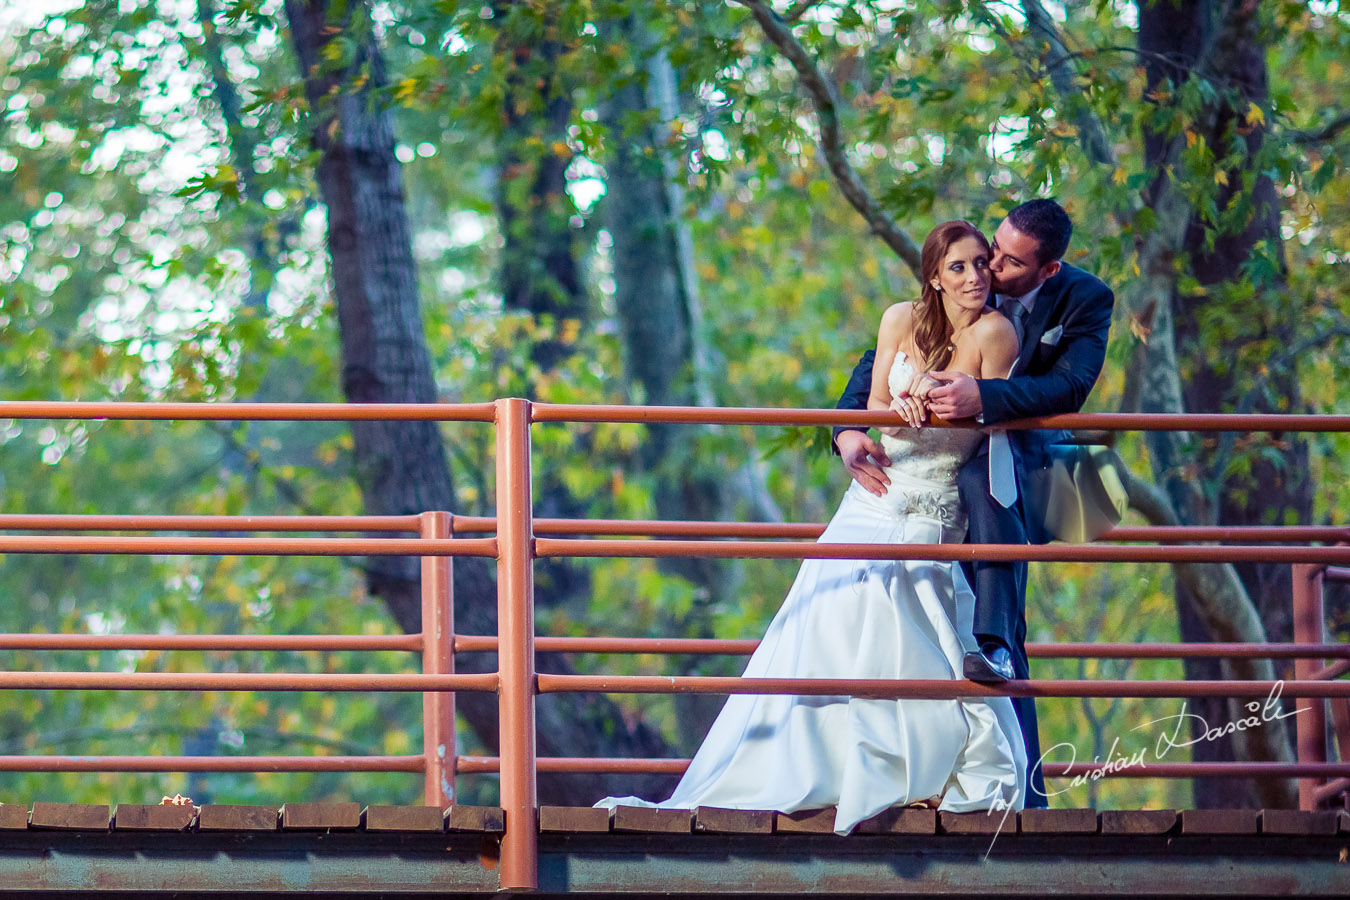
left=1292, top=563, right=1328, bottom=810
left=420, top=511, right=455, bottom=808
left=495, top=398, right=537, bottom=891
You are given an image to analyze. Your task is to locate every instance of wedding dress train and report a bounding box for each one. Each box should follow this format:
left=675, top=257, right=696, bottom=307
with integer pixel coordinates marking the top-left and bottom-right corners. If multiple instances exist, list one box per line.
left=598, top=353, right=1027, bottom=834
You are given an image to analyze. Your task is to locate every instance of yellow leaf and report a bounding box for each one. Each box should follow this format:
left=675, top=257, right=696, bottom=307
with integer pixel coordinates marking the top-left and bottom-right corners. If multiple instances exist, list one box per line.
left=1214, top=169, right=1229, bottom=187
left=1112, top=167, right=1127, bottom=185
left=1184, top=130, right=1198, bottom=148
left=1245, top=102, right=1265, bottom=127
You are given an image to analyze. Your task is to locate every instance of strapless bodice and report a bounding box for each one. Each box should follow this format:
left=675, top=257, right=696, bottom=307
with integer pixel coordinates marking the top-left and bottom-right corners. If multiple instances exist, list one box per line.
left=878, top=352, right=984, bottom=488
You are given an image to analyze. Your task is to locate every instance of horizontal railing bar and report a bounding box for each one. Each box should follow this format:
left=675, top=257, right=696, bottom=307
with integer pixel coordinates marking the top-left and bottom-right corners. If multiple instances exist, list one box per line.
left=4, top=514, right=1342, bottom=546
left=0, top=515, right=421, bottom=532
left=5, top=400, right=1350, bottom=432
left=1032, top=641, right=1350, bottom=660
left=531, top=404, right=1350, bottom=432
left=1047, top=762, right=1350, bottom=778
left=537, top=673, right=1350, bottom=699
left=0, top=755, right=425, bottom=773
left=0, top=401, right=499, bottom=422
left=453, top=635, right=1350, bottom=658
left=452, top=516, right=1350, bottom=544
left=0, top=536, right=496, bottom=557
left=537, top=538, right=1350, bottom=564
left=1324, top=566, right=1350, bottom=582
left=0, top=633, right=424, bottom=652
left=454, top=756, right=1350, bottom=779
left=453, top=516, right=823, bottom=539
left=0, top=672, right=499, bottom=692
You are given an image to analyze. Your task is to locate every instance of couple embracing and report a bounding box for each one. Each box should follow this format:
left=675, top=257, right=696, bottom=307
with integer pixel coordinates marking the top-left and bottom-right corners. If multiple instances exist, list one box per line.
left=601, top=199, right=1115, bottom=834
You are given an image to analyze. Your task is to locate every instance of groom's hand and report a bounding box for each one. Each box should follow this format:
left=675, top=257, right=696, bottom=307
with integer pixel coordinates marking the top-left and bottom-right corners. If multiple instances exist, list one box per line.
left=925, top=370, right=983, bottom=420
left=836, top=429, right=892, bottom=497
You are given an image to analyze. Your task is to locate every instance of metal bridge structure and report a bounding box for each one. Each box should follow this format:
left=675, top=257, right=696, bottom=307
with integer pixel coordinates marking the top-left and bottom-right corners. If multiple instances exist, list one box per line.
left=0, top=398, right=1346, bottom=897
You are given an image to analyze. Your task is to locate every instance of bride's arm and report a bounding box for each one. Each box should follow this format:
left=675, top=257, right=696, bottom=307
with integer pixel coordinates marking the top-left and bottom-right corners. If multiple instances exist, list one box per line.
left=867, top=303, right=917, bottom=434
left=977, top=314, right=1020, bottom=380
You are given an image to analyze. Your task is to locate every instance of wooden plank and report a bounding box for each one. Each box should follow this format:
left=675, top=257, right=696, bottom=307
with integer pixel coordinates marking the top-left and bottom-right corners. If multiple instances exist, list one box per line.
left=610, top=806, right=691, bottom=834
left=196, top=805, right=279, bottom=832
left=112, top=804, right=196, bottom=832
left=0, top=805, right=28, bottom=830
left=774, top=808, right=838, bottom=834
left=693, top=807, right=772, bottom=835
left=1021, top=809, right=1098, bottom=834
left=361, top=805, right=445, bottom=833
left=280, top=801, right=361, bottom=831
left=446, top=805, right=506, bottom=833
left=938, top=811, right=1010, bottom=835
left=1260, top=809, right=1339, bottom=836
left=539, top=806, right=611, bottom=833
left=29, top=802, right=108, bottom=831
left=1100, top=809, right=1177, bottom=835
left=1180, top=809, right=1259, bottom=835
left=857, top=807, right=937, bottom=835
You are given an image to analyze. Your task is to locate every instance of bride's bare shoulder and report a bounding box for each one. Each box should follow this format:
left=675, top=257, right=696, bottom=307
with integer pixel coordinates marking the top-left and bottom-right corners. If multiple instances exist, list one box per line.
left=974, top=308, right=1017, bottom=341
left=974, top=308, right=1019, bottom=361
left=878, top=301, right=916, bottom=333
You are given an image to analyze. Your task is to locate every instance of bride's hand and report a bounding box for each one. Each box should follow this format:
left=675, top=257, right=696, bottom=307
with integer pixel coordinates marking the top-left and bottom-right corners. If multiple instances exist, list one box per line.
left=907, top=373, right=940, bottom=405
left=890, top=394, right=928, bottom=429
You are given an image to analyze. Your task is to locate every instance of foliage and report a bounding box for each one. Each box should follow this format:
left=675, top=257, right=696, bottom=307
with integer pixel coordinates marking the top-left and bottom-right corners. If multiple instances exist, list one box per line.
left=0, top=0, right=1347, bottom=808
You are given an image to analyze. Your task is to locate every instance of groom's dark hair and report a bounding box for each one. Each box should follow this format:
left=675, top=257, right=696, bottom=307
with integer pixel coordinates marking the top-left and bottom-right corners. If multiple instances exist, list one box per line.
left=1007, top=199, right=1072, bottom=265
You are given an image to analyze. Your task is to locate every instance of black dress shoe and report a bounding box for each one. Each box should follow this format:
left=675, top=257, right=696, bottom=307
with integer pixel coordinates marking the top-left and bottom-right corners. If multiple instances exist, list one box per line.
left=962, top=644, right=1015, bottom=683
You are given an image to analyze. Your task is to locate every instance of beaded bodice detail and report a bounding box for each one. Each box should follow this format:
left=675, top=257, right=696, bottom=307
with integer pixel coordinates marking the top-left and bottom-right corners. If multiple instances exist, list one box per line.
left=878, top=352, right=984, bottom=491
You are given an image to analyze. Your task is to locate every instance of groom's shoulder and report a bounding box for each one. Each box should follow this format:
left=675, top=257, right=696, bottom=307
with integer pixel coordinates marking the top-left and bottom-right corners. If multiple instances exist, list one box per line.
left=1050, top=261, right=1113, bottom=302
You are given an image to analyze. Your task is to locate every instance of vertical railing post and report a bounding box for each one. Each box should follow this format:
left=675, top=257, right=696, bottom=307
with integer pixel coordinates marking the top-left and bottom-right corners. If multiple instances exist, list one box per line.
left=495, top=398, right=537, bottom=891
left=1292, top=563, right=1327, bottom=810
left=421, top=511, right=455, bottom=808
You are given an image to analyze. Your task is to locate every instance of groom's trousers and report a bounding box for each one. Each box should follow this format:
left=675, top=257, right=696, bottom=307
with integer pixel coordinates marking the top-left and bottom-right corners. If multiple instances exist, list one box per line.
left=957, top=451, right=1048, bottom=808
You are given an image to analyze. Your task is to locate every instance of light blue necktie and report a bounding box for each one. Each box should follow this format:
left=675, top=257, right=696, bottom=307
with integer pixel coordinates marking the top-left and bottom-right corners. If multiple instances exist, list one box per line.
left=989, top=294, right=1023, bottom=508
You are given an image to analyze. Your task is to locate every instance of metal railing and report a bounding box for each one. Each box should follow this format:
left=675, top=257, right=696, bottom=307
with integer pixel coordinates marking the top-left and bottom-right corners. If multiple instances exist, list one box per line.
left=1, top=398, right=1348, bottom=891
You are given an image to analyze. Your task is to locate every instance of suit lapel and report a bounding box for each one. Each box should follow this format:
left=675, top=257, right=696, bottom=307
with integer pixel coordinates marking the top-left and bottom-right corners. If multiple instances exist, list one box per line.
left=1012, top=273, right=1066, bottom=375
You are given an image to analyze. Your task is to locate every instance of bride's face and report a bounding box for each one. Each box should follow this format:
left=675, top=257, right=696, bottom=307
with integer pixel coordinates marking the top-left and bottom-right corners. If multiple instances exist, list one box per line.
left=933, top=236, right=991, bottom=311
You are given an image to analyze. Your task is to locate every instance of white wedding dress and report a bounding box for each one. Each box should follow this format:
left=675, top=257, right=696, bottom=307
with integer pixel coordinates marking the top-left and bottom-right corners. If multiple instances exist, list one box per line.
left=598, top=352, right=1027, bottom=834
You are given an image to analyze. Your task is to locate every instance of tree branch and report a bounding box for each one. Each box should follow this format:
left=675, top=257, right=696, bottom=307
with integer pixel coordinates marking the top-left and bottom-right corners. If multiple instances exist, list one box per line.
left=783, top=0, right=825, bottom=24
left=1018, top=0, right=1116, bottom=166
left=734, top=0, right=922, bottom=277
left=1291, top=110, right=1350, bottom=145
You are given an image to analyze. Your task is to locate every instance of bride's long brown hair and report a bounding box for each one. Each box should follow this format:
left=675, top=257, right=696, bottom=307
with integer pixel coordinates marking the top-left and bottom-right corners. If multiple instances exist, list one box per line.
left=913, top=220, right=990, bottom=372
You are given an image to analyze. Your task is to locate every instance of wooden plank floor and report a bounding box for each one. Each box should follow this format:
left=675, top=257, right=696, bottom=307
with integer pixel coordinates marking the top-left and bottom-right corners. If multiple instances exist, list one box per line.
left=0, top=803, right=1343, bottom=897
left=0, top=801, right=1341, bottom=837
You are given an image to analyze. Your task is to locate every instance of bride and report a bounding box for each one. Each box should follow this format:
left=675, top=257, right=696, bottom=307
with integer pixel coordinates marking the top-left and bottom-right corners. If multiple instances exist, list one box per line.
left=599, top=220, right=1027, bottom=834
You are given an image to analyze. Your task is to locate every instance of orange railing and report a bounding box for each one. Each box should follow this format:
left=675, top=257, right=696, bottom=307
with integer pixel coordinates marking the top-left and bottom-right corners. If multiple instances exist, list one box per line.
left=1, top=398, right=1349, bottom=890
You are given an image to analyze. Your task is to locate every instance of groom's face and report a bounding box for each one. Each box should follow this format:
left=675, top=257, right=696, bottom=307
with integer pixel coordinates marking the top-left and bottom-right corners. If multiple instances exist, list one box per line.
left=989, top=220, right=1060, bottom=298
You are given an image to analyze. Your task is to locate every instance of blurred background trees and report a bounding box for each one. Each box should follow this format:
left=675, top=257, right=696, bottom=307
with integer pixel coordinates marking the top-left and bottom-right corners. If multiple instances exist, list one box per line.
left=0, top=0, right=1347, bottom=809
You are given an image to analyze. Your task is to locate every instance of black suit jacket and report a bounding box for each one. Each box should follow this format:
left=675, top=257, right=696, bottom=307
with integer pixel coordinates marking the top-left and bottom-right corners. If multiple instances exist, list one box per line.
left=833, top=262, right=1114, bottom=471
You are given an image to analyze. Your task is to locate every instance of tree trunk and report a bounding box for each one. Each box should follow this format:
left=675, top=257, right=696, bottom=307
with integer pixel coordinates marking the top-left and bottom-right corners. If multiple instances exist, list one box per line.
left=1135, top=0, right=1300, bottom=808
left=284, top=0, right=676, bottom=804
left=597, top=12, right=782, bottom=747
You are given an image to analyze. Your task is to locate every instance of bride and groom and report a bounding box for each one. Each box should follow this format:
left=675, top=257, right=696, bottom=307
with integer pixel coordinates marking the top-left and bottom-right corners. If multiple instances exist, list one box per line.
left=600, top=199, right=1115, bottom=833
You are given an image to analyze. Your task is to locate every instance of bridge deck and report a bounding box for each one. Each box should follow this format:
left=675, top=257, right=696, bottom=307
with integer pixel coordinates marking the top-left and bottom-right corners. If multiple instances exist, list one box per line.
left=0, top=803, right=1343, bottom=897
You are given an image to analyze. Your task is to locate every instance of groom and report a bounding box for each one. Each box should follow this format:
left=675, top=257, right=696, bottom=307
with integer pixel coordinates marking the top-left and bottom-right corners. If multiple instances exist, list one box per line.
left=832, top=199, right=1114, bottom=808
